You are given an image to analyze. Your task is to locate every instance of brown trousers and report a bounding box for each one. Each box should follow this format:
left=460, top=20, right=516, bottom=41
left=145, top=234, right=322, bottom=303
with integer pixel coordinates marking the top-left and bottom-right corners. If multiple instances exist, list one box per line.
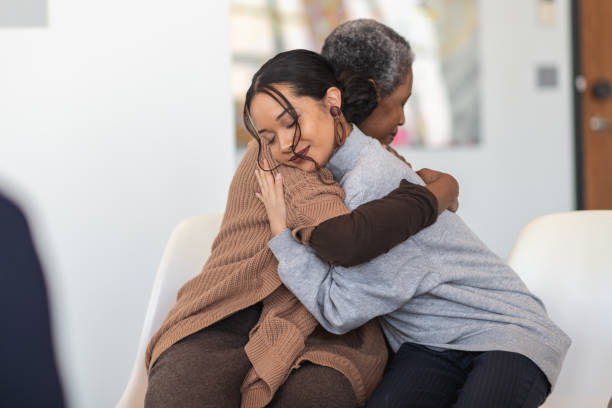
left=145, top=303, right=357, bottom=408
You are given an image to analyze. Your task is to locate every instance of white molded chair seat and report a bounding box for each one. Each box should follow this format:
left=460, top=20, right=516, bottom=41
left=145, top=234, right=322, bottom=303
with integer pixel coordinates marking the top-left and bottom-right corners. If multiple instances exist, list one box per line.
left=506, top=211, right=612, bottom=408
left=116, top=213, right=224, bottom=408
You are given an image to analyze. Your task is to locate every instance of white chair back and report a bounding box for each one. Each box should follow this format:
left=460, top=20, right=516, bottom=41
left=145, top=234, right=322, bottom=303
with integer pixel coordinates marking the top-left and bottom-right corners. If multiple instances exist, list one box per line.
left=507, top=211, right=612, bottom=408
left=116, top=213, right=224, bottom=408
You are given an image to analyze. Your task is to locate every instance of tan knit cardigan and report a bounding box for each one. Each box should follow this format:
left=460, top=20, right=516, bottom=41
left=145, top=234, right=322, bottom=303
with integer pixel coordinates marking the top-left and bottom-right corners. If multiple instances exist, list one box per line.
left=144, top=143, right=388, bottom=407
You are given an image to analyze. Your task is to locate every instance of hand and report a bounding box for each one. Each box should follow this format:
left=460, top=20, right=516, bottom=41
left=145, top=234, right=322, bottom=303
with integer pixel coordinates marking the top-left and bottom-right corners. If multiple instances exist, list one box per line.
left=416, top=168, right=445, bottom=184
left=382, top=143, right=412, bottom=168
left=447, top=195, right=459, bottom=213
left=255, top=159, right=287, bottom=236
left=416, top=168, right=459, bottom=214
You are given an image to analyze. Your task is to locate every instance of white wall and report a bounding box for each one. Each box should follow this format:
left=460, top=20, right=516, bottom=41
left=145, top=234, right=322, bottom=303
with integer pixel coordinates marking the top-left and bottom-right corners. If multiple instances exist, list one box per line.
left=0, top=1, right=233, bottom=407
left=0, top=0, right=574, bottom=407
left=395, top=0, right=575, bottom=257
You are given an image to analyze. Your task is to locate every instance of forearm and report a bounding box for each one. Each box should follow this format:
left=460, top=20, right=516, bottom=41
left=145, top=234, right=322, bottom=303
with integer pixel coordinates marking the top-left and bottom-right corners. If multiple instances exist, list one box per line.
left=269, top=229, right=363, bottom=334
left=269, top=229, right=409, bottom=334
left=309, top=180, right=438, bottom=267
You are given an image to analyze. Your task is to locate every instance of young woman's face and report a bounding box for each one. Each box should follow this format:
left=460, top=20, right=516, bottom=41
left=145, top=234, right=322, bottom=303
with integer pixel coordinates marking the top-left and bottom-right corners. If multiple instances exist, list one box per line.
left=359, top=69, right=413, bottom=145
left=249, top=84, right=338, bottom=172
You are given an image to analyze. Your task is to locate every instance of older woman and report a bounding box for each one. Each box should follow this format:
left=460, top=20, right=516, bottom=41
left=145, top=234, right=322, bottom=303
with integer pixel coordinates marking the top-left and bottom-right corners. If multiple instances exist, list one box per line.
left=252, top=21, right=570, bottom=408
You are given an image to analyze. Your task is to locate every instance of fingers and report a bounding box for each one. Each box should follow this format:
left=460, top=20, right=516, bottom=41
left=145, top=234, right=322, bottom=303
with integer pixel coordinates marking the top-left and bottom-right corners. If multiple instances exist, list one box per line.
left=255, top=169, right=267, bottom=201
left=416, top=169, right=427, bottom=181
left=255, top=168, right=281, bottom=201
left=254, top=169, right=265, bottom=193
left=416, top=168, right=443, bottom=184
left=274, top=172, right=283, bottom=197
left=255, top=168, right=271, bottom=192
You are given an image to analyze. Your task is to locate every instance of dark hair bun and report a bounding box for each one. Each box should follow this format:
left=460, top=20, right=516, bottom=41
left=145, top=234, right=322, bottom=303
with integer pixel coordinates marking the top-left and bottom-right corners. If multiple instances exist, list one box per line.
left=338, top=71, right=378, bottom=125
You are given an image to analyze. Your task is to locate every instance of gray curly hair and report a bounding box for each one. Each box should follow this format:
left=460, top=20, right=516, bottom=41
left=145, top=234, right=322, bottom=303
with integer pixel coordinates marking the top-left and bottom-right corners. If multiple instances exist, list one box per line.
left=322, top=19, right=414, bottom=98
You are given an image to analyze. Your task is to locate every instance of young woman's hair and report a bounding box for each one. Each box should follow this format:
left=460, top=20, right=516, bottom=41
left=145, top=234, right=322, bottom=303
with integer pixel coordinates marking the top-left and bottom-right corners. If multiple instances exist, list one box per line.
left=322, top=19, right=414, bottom=100
left=243, top=49, right=377, bottom=173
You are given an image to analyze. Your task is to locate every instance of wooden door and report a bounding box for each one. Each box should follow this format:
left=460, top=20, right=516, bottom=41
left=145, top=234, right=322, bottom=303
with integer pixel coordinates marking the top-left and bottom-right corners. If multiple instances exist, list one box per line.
left=576, top=0, right=612, bottom=209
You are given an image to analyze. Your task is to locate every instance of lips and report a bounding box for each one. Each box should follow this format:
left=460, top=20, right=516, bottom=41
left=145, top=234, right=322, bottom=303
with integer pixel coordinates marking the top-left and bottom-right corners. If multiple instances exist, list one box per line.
left=290, top=146, right=310, bottom=163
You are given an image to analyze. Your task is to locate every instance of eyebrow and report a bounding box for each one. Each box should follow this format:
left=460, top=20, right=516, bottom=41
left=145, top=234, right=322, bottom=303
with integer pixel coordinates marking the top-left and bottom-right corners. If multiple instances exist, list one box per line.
left=257, top=108, right=290, bottom=134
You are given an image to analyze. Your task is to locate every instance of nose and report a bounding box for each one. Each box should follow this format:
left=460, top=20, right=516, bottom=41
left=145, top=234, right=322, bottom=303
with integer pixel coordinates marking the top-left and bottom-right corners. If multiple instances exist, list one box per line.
left=398, top=109, right=406, bottom=127
left=278, top=131, right=293, bottom=153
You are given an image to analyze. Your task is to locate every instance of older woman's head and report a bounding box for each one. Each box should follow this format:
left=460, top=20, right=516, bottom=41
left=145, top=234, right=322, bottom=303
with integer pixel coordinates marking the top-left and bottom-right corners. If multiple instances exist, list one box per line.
left=322, top=19, right=414, bottom=144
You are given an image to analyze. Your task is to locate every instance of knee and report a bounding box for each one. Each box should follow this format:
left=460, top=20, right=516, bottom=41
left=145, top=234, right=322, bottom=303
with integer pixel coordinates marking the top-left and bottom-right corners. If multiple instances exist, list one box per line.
left=145, top=339, right=247, bottom=408
left=269, top=364, right=358, bottom=408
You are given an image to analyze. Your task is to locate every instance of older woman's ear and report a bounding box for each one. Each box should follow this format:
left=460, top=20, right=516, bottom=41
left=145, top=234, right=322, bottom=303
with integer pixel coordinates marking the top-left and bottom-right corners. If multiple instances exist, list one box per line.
left=368, top=79, right=382, bottom=102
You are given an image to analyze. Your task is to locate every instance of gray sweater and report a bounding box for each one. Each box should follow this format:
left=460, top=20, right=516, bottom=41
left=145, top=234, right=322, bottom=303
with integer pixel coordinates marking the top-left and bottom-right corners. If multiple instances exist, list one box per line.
left=269, top=126, right=570, bottom=388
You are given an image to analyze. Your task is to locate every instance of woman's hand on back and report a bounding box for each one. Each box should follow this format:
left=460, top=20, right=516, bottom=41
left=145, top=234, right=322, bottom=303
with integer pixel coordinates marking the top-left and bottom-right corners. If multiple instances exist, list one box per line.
left=416, top=168, right=459, bottom=214
left=255, top=159, right=288, bottom=236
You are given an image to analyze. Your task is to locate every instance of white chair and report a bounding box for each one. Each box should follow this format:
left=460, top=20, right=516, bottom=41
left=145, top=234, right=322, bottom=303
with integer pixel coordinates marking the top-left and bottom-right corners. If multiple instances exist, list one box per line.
left=507, top=211, right=612, bottom=408
left=116, top=213, right=224, bottom=408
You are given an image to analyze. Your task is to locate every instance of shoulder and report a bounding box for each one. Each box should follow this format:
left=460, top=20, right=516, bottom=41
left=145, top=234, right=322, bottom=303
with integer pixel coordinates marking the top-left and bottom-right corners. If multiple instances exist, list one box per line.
left=228, top=144, right=259, bottom=197
left=343, top=140, right=411, bottom=194
left=0, top=193, right=27, bottom=230
left=0, top=193, right=30, bottom=250
left=283, top=167, right=345, bottom=206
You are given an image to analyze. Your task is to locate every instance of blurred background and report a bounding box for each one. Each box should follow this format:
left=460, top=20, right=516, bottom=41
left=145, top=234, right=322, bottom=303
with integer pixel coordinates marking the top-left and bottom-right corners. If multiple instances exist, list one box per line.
left=232, top=0, right=480, bottom=148
left=0, top=0, right=609, bottom=407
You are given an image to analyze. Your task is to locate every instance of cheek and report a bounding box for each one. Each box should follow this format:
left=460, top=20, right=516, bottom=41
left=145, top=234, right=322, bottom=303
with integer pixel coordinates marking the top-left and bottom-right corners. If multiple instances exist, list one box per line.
left=266, top=144, right=285, bottom=165
left=302, top=114, right=327, bottom=145
left=376, top=104, right=397, bottom=128
left=309, top=121, right=335, bottom=163
left=358, top=115, right=381, bottom=139
left=271, top=149, right=283, bottom=163
left=380, top=106, right=403, bottom=131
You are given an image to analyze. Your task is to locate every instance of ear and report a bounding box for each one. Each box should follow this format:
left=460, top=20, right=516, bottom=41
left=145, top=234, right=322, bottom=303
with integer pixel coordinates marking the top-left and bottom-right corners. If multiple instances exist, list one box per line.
left=368, top=79, right=382, bottom=102
left=324, top=86, right=343, bottom=110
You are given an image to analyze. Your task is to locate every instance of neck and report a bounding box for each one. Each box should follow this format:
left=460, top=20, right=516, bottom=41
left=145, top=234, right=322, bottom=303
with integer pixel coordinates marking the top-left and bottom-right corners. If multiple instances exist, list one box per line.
left=326, top=125, right=368, bottom=179
left=345, top=122, right=354, bottom=138
left=338, top=117, right=353, bottom=145
left=331, top=119, right=354, bottom=159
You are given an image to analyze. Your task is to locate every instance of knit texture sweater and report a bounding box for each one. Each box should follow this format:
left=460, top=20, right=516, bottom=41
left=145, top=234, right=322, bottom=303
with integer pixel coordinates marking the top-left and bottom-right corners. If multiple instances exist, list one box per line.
left=144, top=142, right=388, bottom=407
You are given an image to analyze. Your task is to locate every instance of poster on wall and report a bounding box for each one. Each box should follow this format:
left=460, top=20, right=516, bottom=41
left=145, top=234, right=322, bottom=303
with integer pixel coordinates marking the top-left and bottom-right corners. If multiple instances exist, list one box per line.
left=231, top=0, right=479, bottom=149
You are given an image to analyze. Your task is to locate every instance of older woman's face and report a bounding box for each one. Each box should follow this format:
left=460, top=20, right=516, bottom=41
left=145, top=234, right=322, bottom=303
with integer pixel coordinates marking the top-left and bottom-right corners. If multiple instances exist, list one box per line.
left=359, top=70, right=413, bottom=145
left=249, top=84, right=337, bottom=172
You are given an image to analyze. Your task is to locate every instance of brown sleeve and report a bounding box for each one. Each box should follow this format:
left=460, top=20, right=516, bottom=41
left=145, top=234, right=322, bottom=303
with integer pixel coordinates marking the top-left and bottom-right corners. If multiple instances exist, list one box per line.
left=309, top=179, right=438, bottom=267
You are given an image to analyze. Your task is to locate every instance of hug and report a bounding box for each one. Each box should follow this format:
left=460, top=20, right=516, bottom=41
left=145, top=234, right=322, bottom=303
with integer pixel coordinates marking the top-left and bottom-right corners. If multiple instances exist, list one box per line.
left=144, top=19, right=569, bottom=408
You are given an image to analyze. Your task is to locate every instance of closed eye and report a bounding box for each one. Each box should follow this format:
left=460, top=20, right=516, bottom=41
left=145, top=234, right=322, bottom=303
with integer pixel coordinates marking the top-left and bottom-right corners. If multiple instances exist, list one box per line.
left=285, top=114, right=300, bottom=129
left=258, top=131, right=275, bottom=144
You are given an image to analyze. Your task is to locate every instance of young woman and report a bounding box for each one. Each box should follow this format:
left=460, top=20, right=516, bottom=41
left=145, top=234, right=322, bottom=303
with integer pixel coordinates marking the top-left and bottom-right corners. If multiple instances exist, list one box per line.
left=143, top=40, right=460, bottom=408
left=248, top=47, right=570, bottom=408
